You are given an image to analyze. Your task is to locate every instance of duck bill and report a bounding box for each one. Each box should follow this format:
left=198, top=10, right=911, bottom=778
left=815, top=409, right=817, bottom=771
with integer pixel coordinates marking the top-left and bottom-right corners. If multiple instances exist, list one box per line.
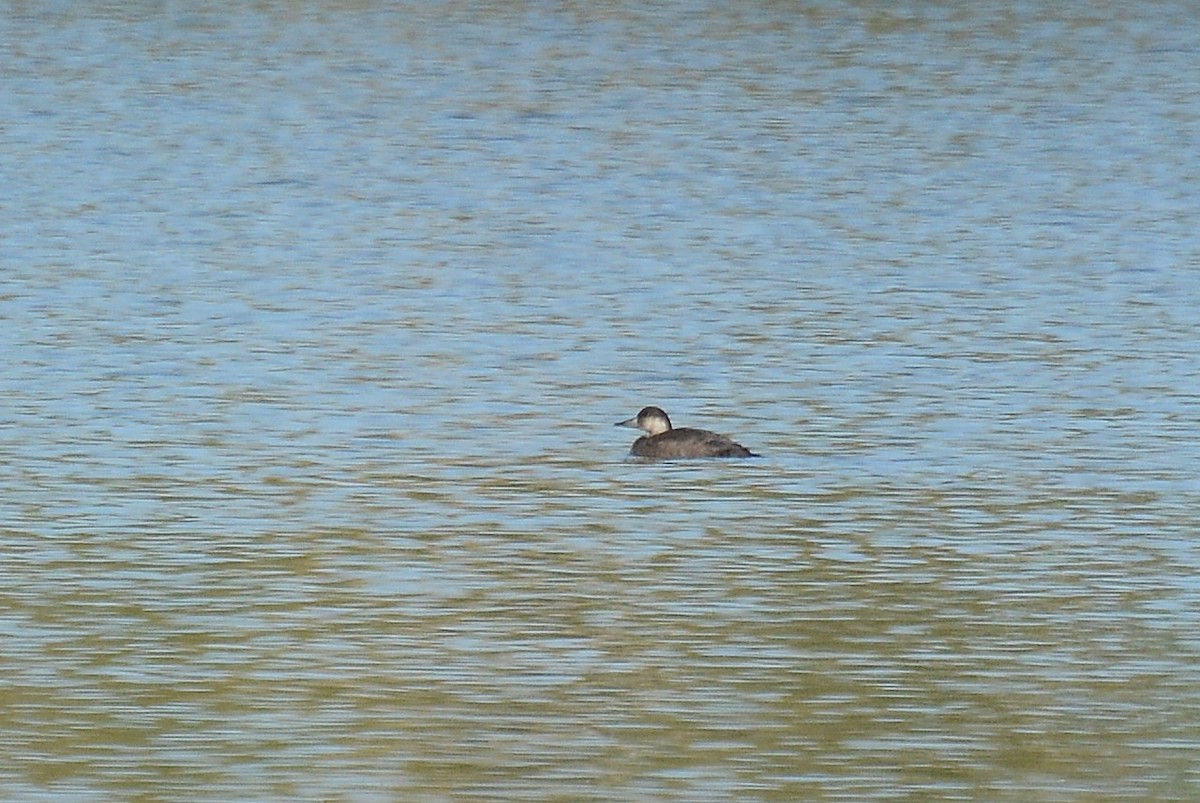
left=615, top=417, right=639, bottom=428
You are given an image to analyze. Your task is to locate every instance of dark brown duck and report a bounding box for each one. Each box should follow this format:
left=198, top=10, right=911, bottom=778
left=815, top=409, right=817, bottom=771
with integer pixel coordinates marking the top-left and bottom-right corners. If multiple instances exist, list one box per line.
left=615, top=406, right=757, bottom=460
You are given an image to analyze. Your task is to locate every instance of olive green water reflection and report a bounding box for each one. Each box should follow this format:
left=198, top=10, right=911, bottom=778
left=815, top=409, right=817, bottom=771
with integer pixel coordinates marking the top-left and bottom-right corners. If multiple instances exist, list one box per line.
left=5, top=471, right=1197, bottom=800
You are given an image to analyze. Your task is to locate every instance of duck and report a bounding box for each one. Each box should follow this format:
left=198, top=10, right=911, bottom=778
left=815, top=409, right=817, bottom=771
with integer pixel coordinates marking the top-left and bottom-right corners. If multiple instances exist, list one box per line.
left=615, top=406, right=757, bottom=460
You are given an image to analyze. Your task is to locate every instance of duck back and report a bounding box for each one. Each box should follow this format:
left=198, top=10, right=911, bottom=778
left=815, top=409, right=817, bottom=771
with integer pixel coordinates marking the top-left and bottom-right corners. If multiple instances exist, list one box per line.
left=631, top=427, right=756, bottom=460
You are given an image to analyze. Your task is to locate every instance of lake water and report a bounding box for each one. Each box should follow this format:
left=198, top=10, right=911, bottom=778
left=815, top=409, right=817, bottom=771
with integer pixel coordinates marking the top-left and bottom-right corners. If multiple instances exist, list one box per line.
left=2, top=1, right=1199, bottom=800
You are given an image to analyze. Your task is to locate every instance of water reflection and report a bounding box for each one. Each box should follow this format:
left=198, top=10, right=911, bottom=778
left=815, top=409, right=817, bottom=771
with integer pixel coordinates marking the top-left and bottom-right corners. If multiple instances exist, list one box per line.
left=2, top=0, right=1199, bottom=800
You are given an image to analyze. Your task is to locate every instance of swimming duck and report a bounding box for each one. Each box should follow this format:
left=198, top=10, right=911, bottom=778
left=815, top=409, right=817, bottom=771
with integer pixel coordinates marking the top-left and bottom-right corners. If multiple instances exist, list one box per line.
left=615, top=406, right=757, bottom=459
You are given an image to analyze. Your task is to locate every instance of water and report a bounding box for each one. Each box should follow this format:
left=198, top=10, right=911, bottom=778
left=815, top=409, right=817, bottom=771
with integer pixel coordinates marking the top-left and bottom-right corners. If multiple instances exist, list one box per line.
left=2, top=1, right=1199, bottom=800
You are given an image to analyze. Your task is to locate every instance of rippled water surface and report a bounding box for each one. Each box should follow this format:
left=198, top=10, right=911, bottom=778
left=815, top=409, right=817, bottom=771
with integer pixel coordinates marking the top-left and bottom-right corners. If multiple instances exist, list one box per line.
left=3, top=1, right=1199, bottom=800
